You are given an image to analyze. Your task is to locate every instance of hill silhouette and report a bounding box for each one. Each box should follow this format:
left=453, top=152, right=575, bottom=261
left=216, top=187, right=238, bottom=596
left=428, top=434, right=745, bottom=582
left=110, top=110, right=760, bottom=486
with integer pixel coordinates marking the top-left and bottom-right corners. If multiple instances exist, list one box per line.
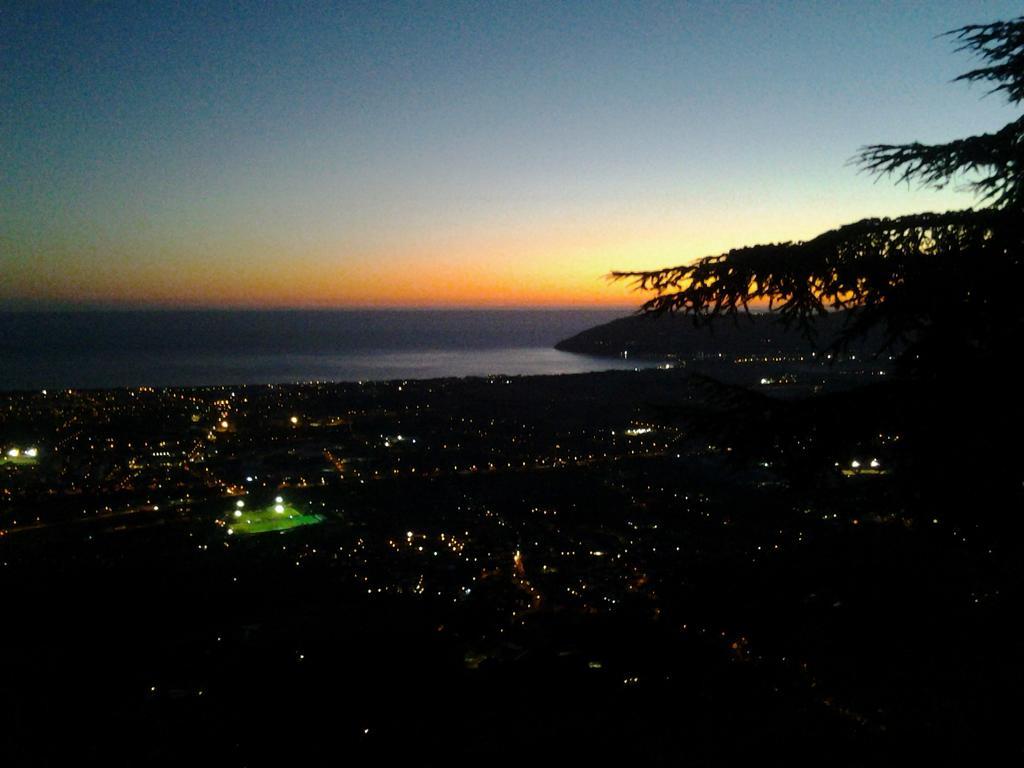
left=555, top=310, right=886, bottom=359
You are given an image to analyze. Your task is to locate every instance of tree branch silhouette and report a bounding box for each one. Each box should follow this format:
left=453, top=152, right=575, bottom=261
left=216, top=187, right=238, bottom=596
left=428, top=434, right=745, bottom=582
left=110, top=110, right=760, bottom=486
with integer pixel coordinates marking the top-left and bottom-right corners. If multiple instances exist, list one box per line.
left=613, top=17, right=1023, bottom=369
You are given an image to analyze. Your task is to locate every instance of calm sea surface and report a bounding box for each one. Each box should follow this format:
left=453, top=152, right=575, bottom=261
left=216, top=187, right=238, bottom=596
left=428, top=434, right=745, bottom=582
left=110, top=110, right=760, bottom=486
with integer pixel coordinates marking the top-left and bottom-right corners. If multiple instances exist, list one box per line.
left=0, top=310, right=649, bottom=391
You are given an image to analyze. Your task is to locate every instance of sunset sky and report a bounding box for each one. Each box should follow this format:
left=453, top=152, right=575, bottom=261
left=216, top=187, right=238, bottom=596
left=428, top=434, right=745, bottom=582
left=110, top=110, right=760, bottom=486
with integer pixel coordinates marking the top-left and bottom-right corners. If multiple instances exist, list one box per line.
left=2, top=1, right=1020, bottom=310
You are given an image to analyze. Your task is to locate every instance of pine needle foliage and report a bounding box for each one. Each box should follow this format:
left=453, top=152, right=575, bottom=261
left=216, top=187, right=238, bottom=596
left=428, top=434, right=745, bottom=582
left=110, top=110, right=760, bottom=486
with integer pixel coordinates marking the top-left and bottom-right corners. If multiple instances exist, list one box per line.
left=613, top=18, right=1024, bottom=368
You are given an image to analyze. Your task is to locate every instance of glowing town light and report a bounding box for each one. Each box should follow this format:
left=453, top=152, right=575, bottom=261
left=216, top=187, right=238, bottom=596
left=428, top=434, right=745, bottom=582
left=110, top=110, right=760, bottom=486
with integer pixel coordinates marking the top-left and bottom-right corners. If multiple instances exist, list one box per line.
left=850, top=460, right=861, bottom=469
left=870, top=458, right=880, bottom=468
left=7, top=448, right=19, bottom=458
left=274, top=496, right=283, bottom=504
left=406, top=531, right=413, bottom=539
left=236, top=500, right=245, bottom=508
left=233, top=510, right=242, bottom=518
left=274, top=504, right=285, bottom=513
left=25, top=448, right=38, bottom=457
left=290, top=416, right=298, bottom=424
left=220, top=420, right=229, bottom=429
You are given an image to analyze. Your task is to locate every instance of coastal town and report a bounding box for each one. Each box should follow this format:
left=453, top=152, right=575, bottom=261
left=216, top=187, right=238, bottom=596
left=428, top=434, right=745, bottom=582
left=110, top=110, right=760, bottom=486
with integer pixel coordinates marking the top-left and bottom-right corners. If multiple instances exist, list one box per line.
left=2, top=364, right=1011, bottom=763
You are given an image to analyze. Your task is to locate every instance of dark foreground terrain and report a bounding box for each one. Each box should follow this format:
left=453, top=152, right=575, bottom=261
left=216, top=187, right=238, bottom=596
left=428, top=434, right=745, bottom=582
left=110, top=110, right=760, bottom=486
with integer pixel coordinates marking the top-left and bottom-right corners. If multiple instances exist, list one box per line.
left=1, top=366, right=1020, bottom=765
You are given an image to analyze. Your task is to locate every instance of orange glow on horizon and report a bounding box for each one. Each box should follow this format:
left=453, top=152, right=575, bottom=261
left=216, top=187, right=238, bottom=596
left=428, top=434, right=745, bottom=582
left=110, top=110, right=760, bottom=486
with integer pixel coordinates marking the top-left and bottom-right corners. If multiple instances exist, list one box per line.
left=2, top=205, right=876, bottom=310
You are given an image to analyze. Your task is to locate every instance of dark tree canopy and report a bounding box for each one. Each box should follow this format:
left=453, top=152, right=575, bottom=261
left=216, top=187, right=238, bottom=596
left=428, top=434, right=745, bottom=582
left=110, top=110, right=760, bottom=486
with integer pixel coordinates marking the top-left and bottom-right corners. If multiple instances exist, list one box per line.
left=858, top=18, right=1023, bottom=211
left=614, top=18, right=1024, bottom=369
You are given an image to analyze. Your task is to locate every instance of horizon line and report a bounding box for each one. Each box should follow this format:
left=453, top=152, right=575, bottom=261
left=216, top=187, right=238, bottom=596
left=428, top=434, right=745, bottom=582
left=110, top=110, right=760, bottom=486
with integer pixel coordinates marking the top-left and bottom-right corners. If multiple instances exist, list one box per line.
left=0, top=303, right=641, bottom=313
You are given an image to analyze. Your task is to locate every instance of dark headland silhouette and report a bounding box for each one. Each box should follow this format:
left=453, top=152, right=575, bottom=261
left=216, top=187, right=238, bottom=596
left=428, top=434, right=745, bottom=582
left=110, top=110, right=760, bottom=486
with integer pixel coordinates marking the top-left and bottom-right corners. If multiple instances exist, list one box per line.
left=554, top=309, right=887, bottom=359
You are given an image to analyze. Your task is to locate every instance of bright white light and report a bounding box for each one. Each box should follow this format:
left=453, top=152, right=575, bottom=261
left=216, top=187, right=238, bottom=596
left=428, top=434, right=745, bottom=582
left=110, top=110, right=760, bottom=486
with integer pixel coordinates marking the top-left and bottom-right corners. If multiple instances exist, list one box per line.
left=233, top=510, right=242, bottom=518
left=274, top=496, right=283, bottom=504
left=220, top=420, right=229, bottom=429
left=227, top=528, right=234, bottom=535
left=245, top=476, right=253, bottom=482
left=6, top=448, right=19, bottom=458
left=870, top=458, right=880, bottom=468
left=851, top=460, right=861, bottom=469
left=274, top=504, right=285, bottom=513
left=236, top=500, right=245, bottom=508
left=290, top=416, right=298, bottom=424
left=25, top=448, right=38, bottom=457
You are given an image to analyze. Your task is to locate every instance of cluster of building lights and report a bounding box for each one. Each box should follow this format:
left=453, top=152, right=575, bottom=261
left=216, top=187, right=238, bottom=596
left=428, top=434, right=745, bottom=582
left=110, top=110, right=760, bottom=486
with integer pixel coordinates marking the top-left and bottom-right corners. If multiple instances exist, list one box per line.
left=850, top=459, right=881, bottom=469
left=6, top=447, right=39, bottom=458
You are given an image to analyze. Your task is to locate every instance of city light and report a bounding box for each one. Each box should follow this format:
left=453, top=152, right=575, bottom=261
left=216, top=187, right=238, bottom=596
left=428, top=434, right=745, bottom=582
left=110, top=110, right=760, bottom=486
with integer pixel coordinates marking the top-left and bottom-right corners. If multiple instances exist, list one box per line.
left=0, top=8, right=1016, bottom=759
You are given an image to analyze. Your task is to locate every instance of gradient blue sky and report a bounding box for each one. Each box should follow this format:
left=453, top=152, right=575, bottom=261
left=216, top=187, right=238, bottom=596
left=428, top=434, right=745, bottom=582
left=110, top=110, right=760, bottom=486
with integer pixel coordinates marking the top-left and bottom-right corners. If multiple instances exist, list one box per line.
left=2, top=1, right=1020, bottom=308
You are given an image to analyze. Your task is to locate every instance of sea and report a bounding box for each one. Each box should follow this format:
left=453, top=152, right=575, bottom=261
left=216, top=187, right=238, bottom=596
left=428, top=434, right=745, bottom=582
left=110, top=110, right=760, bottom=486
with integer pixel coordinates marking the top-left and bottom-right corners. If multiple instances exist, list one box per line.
left=0, top=309, right=652, bottom=392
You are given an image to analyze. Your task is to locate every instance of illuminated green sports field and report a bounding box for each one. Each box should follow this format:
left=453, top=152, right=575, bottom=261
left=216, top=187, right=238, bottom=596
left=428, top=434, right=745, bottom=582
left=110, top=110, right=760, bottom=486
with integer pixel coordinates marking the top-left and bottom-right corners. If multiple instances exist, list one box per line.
left=226, top=501, right=324, bottom=535
left=1, top=454, right=39, bottom=467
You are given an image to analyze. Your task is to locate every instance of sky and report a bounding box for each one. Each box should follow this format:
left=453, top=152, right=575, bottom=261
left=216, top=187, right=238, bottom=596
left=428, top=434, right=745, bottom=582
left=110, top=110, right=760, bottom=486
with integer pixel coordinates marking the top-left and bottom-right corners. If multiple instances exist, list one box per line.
left=2, top=0, right=1021, bottom=310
